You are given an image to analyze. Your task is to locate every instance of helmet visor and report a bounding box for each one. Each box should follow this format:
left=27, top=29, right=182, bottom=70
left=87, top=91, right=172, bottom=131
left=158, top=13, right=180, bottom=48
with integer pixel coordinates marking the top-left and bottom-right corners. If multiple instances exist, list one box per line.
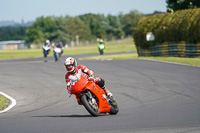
left=65, top=64, right=74, bottom=72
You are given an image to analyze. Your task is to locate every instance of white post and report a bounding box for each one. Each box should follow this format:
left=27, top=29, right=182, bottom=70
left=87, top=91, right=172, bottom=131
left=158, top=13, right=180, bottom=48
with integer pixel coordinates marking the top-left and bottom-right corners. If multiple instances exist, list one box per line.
left=76, top=35, right=79, bottom=46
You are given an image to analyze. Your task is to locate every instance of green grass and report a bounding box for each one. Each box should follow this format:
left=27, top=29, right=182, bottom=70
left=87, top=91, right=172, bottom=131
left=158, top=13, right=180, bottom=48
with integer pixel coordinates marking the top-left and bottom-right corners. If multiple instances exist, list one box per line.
left=83, top=53, right=200, bottom=67
left=83, top=53, right=138, bottom=60
left=0, top=37, right=199, bottom=67
left=140, top=56, right=200, bottom=67
left=0, top=37, right=135, bottom=59
left=0, top=49, right=43, bottom=59
left=0, top=94, right=10, bottom=111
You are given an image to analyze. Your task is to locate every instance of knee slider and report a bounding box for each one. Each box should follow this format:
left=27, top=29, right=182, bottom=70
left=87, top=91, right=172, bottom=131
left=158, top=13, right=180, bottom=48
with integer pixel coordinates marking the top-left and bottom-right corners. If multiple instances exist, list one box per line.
left=97, top=78, right=105, bottom=88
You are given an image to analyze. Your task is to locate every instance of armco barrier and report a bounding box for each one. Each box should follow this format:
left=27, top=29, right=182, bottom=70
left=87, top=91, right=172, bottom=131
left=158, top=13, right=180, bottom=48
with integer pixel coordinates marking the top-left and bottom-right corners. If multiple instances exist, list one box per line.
left=137, top=42, right=200, bottom=58
left=197, top=43, right=200, bottom=57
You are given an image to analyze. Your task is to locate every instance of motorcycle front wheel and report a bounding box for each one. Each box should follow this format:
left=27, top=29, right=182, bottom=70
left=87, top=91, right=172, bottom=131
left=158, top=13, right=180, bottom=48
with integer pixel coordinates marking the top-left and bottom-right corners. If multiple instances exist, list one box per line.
left=99, top=50, right=104, bottom=55
left=108, top=97, right=119, bottom=115
left=81, top=94, right=99, bottom=117
left=54, top=52, right=58, bottom=61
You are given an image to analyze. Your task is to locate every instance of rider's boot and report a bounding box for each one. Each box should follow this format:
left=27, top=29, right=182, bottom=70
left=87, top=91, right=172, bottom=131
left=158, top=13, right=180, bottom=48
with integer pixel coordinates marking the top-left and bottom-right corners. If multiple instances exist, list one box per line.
left=103, top=87, right=117, bottom=106
left=102, top=86, right=112, bottom=97
left=94, top=77, right=113, bottom=97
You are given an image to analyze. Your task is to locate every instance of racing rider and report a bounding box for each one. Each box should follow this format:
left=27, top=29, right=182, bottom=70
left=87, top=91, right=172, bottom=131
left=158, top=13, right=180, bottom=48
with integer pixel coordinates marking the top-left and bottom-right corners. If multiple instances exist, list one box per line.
left=64, top=57, right=113, bottom=97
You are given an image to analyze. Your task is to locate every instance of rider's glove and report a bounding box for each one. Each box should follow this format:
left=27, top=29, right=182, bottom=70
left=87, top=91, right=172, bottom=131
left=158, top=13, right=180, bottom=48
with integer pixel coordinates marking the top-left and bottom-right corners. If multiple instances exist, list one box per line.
left=107, top=92, right=113, bottom=97
left=88, top=75, right=94, bottom=81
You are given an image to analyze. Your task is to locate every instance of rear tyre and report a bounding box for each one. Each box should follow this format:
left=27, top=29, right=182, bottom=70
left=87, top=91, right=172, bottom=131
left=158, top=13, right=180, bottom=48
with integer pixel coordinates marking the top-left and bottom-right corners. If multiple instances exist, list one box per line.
left=81, top=94, right=99, bottom=117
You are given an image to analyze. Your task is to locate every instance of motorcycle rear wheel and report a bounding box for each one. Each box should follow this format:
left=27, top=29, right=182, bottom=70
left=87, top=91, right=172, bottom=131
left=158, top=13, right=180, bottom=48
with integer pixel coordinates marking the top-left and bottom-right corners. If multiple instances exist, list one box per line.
left=81, top=94, right=99, bottom=117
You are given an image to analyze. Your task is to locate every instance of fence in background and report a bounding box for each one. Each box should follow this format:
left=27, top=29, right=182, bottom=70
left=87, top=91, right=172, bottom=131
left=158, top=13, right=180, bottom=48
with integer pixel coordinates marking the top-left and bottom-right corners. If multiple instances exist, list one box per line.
left=0, top=40, right=28, bottom=50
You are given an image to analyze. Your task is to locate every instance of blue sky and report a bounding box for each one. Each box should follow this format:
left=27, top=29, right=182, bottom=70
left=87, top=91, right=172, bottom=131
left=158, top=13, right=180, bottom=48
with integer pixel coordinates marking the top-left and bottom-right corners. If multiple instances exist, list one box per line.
left=0, top=0, right=167, bottom=23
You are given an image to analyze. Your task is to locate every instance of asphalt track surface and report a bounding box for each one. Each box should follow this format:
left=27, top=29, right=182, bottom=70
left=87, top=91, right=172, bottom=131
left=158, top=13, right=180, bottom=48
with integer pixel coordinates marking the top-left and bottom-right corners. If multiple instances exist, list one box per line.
left=0, top=54, right=200, bottom=133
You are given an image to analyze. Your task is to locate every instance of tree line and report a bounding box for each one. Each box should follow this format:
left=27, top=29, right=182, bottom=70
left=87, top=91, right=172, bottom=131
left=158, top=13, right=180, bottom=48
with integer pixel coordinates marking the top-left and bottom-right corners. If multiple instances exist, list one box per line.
left=25, top=11, right=144, bottom=46
left=0, top=26, right=26, bottom=41
left=0, top=10, right=143, bottom=46
left=166, top=0, right=200, bottom=12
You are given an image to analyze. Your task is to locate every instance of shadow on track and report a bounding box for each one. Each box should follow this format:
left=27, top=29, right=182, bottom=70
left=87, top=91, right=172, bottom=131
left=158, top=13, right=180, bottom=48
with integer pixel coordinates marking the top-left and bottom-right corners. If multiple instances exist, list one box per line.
left=32, top=114, right=92, bottom=118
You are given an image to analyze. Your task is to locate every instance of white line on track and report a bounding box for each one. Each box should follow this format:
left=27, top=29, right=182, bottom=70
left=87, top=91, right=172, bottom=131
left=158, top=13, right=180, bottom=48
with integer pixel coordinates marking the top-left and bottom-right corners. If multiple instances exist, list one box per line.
left=0, top=91, right=16, bottom=113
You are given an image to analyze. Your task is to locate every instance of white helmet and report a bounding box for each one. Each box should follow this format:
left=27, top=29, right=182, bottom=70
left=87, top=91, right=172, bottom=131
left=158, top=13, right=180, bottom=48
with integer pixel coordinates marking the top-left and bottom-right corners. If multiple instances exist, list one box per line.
left=64, top=57, right=77, bottom=72
left=45, top=40, right=50, bottom=44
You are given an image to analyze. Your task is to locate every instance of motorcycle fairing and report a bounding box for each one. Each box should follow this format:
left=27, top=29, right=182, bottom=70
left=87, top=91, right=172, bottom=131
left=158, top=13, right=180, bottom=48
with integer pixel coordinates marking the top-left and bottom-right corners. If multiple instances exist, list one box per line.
left=70, top=72, right=111, bottom=113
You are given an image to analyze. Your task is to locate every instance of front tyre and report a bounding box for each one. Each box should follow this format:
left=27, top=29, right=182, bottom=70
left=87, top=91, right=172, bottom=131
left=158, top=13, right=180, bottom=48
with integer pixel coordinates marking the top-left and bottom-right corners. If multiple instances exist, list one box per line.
left=108, top=97, right=119, bottom=115
left=99, top=50, right=104, bottom=55
left=54, top=52, right=58, bottom=61
left=81, top=94, right=99, bottom=117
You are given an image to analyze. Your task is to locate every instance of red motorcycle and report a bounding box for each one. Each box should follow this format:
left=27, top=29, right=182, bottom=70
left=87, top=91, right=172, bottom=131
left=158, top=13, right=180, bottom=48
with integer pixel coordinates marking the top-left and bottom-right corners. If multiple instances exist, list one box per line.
left=69, top=70, right=119, bottom=116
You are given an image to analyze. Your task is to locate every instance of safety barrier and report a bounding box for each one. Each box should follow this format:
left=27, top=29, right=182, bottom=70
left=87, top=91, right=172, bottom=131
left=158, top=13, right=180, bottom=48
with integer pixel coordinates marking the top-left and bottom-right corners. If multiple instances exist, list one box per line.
left=137, top=42, right=200, bottom=58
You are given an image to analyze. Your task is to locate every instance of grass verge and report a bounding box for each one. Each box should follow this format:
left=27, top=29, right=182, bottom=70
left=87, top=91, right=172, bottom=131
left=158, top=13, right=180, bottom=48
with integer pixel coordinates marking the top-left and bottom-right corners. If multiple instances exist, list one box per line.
left=0, top=94, right=10, bottom=111
left=83, top=53, right=200, bottom=67
left=0, top=38, right=135, bottom=59
left=140, top=56, right=200, bottom=67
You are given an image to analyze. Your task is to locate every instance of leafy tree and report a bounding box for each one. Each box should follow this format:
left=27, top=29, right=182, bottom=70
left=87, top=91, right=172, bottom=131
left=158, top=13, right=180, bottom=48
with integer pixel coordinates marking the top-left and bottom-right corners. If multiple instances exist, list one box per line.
left=79, top=14, right=107, bottom=39
left=25, top=27, right=45, bottom=45
left=166, top=0, right=200, bottom=12
left=34, top=16, right=56, bottom=41
left=23, top=11, right=144, bottom=45
left=25, top=16, right=71, bottom=45
left=25, top=16, right=55, bottom=45
left=0, top=26, right=26, bottom=41
left=49, top=17, right=71, bottom=44
left=65, top=17, right=92, bottom=41
left=106, top=14, right=124, bottom=39
left=122, top=10, right=144, bottom=36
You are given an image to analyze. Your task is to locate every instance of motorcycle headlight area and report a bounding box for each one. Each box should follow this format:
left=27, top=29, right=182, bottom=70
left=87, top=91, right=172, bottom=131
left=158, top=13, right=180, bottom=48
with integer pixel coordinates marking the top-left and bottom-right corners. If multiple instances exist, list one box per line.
left=100, top=45, right=104, bottom=49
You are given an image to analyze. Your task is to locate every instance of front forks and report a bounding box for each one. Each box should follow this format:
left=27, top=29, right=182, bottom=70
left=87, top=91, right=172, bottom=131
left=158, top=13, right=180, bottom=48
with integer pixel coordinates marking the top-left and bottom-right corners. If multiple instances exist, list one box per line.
left=85, top=91, right=98, bottom=111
